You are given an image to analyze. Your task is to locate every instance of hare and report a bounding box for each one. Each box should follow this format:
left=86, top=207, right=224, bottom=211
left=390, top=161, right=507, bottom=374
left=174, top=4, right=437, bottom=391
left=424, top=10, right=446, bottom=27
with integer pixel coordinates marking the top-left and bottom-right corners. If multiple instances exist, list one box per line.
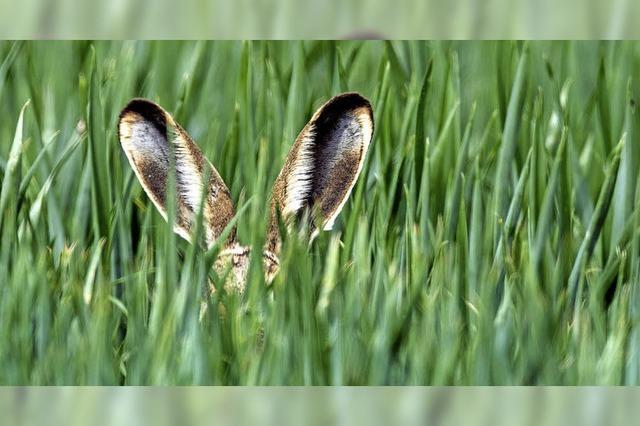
left=118, top=92, right=374, bottom=294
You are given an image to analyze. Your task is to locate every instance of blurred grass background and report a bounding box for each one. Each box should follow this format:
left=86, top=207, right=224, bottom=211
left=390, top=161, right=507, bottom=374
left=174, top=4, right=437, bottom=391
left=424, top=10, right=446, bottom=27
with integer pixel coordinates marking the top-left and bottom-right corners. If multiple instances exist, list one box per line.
left=1, top=41, right=640, bottom=384
left=3, top=387, right=640, bottom=426
left=0, top=0, right=639, bottom=39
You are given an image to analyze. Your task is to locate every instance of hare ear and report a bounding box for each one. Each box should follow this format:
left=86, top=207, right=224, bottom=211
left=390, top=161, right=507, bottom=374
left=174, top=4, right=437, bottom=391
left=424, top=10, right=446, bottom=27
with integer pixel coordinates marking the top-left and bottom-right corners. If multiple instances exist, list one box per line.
left=267, top=92, right=374, bottom=252
left=118, top=99, right=236, bottom=247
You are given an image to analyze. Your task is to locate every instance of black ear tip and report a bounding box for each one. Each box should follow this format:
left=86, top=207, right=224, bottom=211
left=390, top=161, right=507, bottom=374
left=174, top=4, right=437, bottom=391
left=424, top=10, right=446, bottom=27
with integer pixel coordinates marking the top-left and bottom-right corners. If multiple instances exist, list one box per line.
left=331, top=92, right=372, bottom=111
left=120, top=98, right=166, bottom=120
left=315, top=92, right=374, bottom=128
left=119, top=98, right=169, bottom=135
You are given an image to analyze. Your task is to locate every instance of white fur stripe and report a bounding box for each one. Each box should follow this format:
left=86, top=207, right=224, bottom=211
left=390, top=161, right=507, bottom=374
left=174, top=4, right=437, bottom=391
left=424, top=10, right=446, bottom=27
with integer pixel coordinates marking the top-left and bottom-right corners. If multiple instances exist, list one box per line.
left=283, top=124, right=316, bottom=217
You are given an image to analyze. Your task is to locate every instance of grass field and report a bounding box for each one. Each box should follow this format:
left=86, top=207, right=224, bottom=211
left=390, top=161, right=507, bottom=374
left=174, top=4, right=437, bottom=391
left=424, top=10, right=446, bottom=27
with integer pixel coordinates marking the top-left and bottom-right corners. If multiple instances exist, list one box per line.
left=1, top=40, right=640, bottom=385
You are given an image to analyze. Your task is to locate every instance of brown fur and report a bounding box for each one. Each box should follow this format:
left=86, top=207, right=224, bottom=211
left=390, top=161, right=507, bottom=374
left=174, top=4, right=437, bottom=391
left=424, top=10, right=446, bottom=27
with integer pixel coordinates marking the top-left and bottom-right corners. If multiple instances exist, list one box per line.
left=267, top=92, right=374, bottom=257
left=118, top=93, right=373, bottom=295
left=118, top=99, right=236, bottom=247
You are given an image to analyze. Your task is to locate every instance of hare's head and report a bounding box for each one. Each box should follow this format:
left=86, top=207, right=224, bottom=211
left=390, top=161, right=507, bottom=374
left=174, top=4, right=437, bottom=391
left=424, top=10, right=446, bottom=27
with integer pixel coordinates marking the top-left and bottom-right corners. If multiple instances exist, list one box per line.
left=118, top=92, right=374, bottom=293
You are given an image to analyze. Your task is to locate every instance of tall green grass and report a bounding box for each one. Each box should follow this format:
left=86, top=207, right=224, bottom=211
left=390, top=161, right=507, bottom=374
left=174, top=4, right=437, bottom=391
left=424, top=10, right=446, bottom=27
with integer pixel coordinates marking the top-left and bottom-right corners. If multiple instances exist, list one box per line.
left=1, top=41, right=639, bottom=384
